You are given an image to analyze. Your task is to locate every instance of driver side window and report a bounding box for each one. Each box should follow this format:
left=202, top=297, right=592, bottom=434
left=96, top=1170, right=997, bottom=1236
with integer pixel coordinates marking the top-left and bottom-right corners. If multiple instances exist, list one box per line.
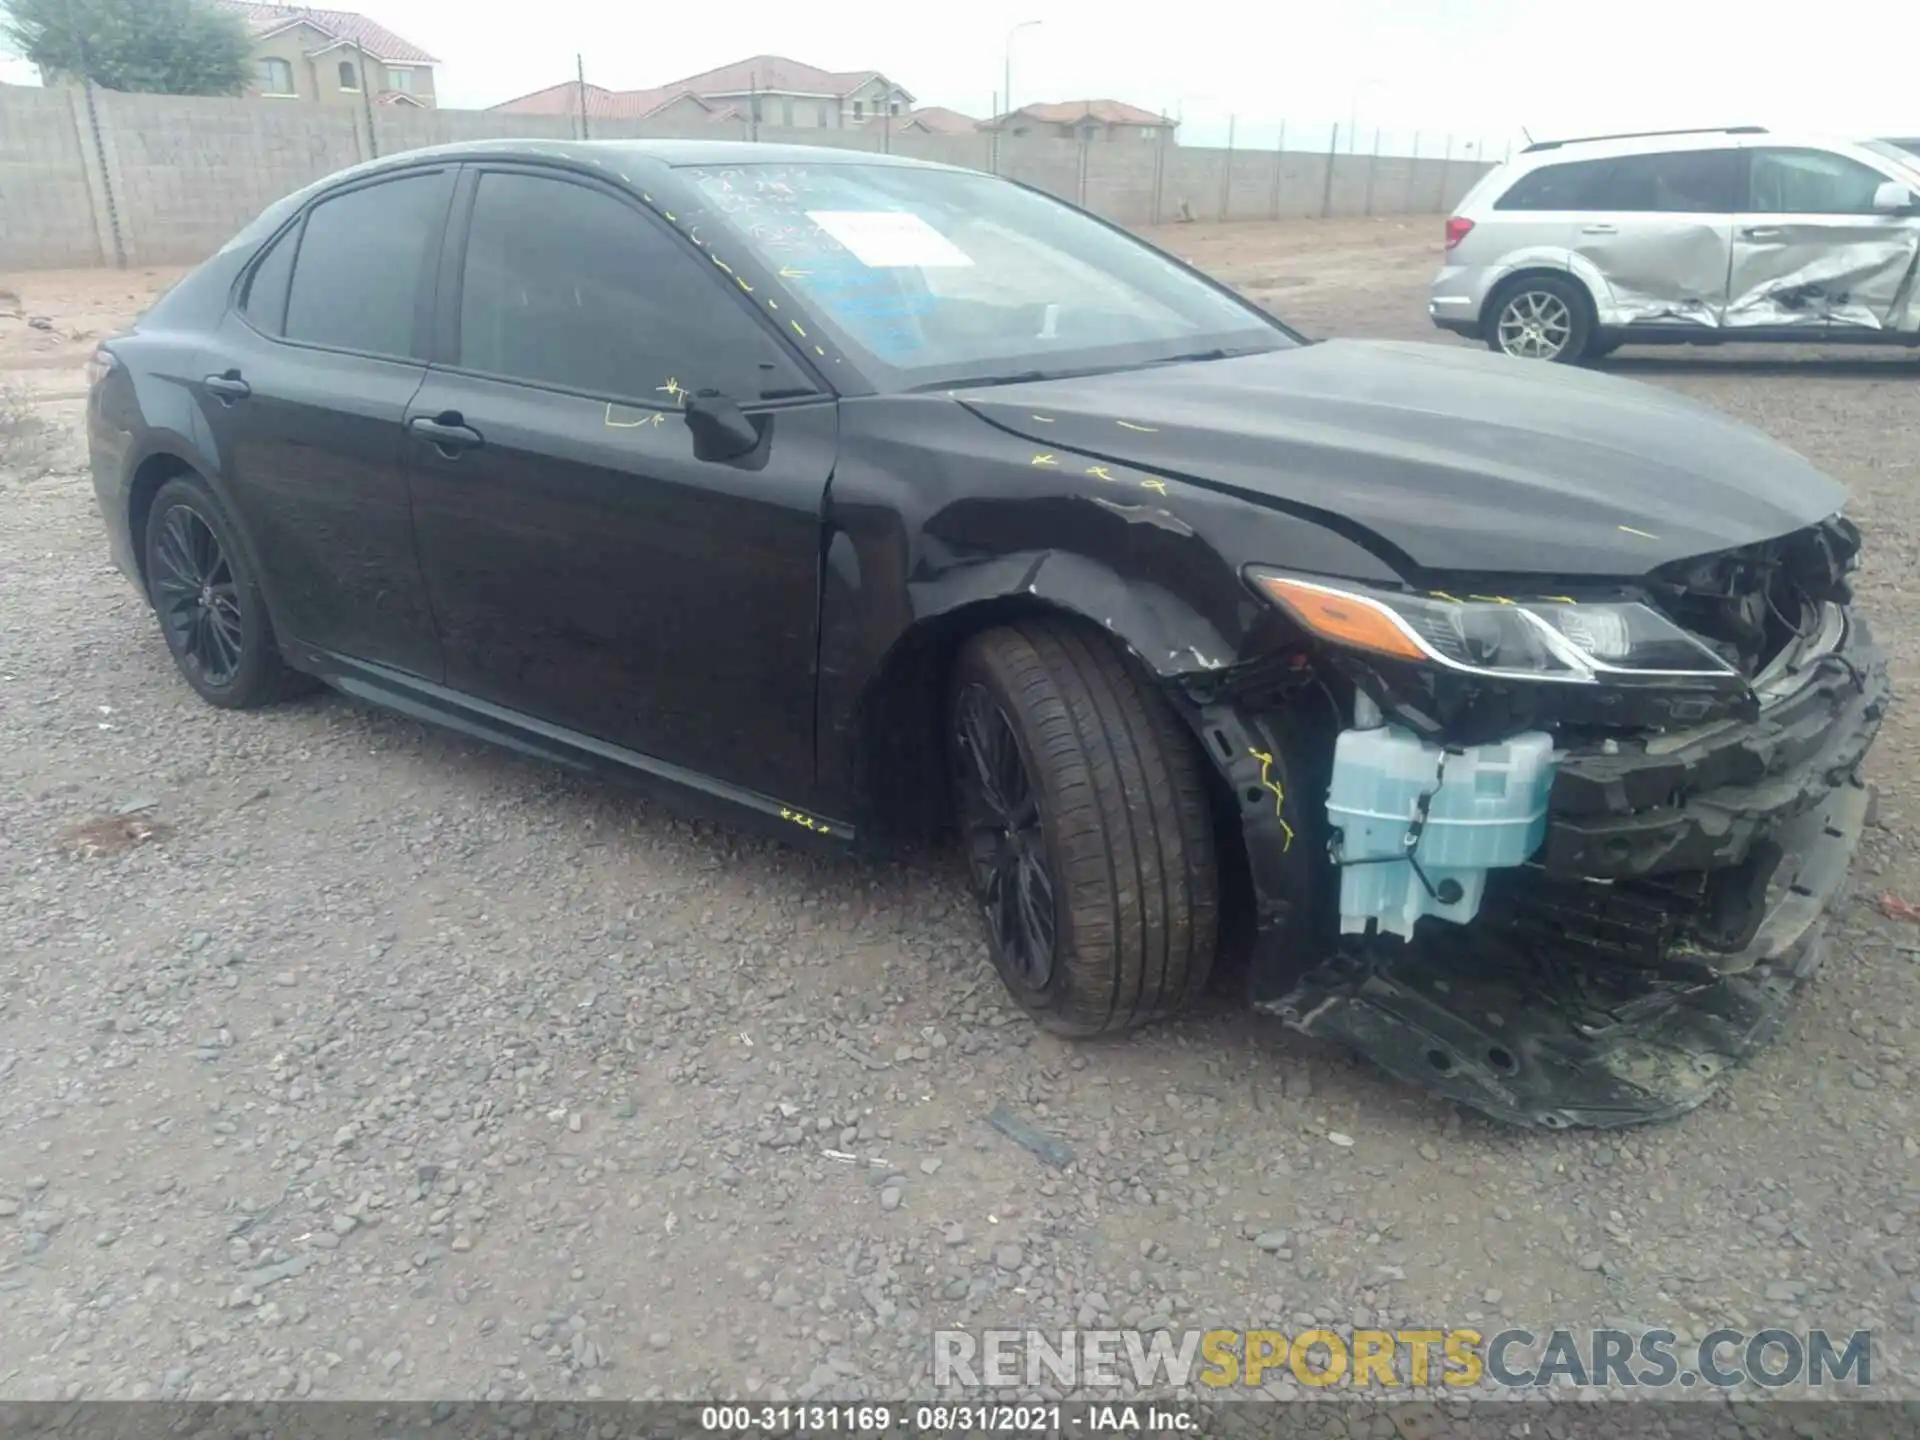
left=455, top=171, right=812, bottom=404
left=1746, top=148, right=1890, bottom=215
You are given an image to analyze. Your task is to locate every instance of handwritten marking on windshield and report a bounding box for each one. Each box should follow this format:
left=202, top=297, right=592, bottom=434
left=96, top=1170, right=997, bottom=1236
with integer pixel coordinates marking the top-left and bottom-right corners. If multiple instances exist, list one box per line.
left=1031, top=415, right=1055, bottom=423
left=605, top=404, right=666, bottom=429
left=790, top=320, right=807, bottom=337
left=1618, top=525, right=1659, bottom=540
left=1086, top=465, right=1115, bottom=481
left=779, top=267, right=811, bottom=278
left=657, top=377, right=688, bottom=405
left=1116, top=420, right=1158, bottom=432
left=1139, top=478, right=1170, bottom=495
left=1030, top=453, right=1058, bottom=467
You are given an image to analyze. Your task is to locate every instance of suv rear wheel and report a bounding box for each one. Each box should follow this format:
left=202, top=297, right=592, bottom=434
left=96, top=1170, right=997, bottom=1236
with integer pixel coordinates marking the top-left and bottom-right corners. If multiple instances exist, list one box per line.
left=1486, top=274, right=1593, bottom=363
left=948, top=618, right=1219, bottom=1037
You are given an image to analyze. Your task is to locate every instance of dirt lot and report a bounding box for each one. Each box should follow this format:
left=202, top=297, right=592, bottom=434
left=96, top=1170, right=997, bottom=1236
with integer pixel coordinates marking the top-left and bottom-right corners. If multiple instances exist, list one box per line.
left=1, top=216, right=1917, bottom=1406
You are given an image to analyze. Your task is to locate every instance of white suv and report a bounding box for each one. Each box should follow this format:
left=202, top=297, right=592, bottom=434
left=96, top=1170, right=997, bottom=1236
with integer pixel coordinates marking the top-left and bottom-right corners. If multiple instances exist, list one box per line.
left=1429, top=126, right=1920, bottom=362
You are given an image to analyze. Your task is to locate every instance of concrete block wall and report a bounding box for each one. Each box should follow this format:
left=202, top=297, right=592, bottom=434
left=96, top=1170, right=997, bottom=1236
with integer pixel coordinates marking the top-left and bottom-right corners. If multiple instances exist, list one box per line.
left=0, top=86, right=1495, bottom=269
left=0, top=86, right=104, bottom=268
left=91, top=90, right=362, bottom=266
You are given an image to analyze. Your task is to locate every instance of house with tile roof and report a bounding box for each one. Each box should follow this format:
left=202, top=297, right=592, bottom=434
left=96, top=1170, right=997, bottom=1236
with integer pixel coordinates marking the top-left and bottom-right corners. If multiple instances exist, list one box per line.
left=491, top=54, right=914, bottom=131
left=217, top=1, right=439, bottom=108
left=899, top=106, right=984, bottom=136
left=983, top=100, right=1177, bottom=142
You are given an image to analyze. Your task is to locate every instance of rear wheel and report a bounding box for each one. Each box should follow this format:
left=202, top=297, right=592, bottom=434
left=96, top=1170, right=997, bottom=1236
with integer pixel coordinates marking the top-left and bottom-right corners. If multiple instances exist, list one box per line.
left=1486, top=275, right=1592, bottom=363
left=948, top=618, right=1218, bottom=1036
left=144, top=474, right=313, bottom=709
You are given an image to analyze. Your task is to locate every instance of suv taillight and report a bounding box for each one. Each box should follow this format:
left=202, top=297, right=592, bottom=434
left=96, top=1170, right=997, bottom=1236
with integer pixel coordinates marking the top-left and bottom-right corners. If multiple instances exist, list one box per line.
left=1444, top=216, right=1474, bottom=251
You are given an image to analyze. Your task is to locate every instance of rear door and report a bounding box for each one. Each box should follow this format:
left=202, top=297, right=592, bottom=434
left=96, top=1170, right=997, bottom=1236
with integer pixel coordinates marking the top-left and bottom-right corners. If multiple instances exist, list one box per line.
left=1728, top=146, right=1920, bottom=333
left=209, top=167, right=452, bottom=678
left=1569, top=148, right=1739, bottom=328
left=1481, top=154, right=1614, bottom=265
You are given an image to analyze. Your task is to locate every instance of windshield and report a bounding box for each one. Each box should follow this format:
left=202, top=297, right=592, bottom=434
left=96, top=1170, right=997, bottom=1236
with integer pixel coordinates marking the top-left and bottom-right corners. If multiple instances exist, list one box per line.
left=678, top=161, right=1293, bottom=390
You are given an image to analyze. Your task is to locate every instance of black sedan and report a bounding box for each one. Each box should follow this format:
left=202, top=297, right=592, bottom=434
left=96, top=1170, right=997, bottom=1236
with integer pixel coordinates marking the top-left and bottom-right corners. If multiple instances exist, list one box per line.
left=87, top=139, right=1887, bottom=1128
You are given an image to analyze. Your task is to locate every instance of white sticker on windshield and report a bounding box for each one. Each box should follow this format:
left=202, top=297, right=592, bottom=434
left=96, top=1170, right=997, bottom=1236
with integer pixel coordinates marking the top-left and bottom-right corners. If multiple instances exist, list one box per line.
left=806, top=210, right=974, bottom=268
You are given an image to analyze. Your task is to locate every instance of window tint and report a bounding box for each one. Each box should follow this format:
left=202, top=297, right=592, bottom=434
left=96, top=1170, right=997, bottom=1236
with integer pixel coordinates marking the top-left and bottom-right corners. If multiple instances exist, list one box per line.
left=241, top=224, right=297, bottom=333
left=1599, top=149, right=1738, bottom=212
left=1494, top=158, right=1610, bottom=211
left=284, top=173, right=447, bottom=357
left=456, top=171, right=807, bottom=402
left=1748, top=148, right=1892, bottom=213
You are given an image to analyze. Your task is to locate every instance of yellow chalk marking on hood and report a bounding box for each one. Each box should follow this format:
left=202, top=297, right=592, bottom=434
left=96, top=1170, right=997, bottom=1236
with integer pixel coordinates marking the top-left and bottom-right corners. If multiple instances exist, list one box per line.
left=1139, top=478, right=1169, bottom=495
left=1030, top=453, right=1058, bottom=467
left=1619, top=525, right=1659, bottom=540
left=1116, top=420, right=1158, bottom=432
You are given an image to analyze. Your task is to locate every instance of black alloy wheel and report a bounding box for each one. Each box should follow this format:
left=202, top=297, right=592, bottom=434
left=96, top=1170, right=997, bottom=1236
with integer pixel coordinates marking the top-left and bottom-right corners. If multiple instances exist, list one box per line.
left=151, top=502, right=244, bottom=688
left=142, top=474, right=314, bottom=709
left=953, top=680, right=1059, bottom=990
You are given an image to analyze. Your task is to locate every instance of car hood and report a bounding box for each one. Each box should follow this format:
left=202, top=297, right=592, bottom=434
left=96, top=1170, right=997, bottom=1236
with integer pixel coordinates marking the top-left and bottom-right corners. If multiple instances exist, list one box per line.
left=952, top=339, right=1847, bottom=577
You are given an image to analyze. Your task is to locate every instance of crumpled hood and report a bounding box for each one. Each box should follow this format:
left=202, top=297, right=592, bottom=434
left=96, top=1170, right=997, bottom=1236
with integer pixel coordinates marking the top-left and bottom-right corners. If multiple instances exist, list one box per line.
left=953, top=339, right=1848, bottom=577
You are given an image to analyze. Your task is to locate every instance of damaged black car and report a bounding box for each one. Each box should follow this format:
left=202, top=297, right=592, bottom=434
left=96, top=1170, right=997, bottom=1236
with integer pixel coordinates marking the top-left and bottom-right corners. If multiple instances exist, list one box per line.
left=86, top=140, right=1888, bottom=1128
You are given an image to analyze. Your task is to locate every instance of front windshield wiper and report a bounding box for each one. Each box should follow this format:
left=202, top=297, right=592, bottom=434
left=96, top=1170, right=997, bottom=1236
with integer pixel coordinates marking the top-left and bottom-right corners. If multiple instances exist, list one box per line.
left=908, top=362, right=1131, bottom=393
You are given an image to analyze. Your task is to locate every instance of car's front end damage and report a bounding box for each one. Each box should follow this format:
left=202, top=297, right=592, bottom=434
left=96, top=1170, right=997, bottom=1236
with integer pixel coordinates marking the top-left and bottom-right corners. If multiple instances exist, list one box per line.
left=1182, top=513, right=1888, bottom=1128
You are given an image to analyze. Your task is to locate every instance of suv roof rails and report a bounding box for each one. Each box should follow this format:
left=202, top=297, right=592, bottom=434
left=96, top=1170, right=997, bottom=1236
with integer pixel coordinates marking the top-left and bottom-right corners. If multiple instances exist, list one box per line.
left=1521, top=125, right=1766, bottom=154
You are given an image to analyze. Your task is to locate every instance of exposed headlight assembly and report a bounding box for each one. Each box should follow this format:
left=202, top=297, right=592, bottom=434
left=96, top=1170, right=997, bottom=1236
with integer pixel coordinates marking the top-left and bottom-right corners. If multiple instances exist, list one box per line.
left=1247, top=570, right=1738, bottom=683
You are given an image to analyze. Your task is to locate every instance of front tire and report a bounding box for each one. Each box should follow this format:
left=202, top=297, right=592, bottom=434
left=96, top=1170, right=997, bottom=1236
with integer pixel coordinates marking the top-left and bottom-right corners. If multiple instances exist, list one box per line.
left=1485, top=274, right=1592, bottom=363
left=949, top=619, right=1218, bottom=1037
left=144, top=474, right=312, bottom=709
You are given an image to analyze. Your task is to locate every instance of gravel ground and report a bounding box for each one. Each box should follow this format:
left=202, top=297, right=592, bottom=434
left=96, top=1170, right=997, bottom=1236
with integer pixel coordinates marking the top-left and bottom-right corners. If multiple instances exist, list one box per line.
left=1, top=218, right=1916, bottom=1407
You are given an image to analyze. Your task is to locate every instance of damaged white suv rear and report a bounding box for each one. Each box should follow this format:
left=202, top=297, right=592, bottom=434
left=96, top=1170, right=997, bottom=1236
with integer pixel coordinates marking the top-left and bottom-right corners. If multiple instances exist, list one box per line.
left=1429, top=125, right=1920, bottom=361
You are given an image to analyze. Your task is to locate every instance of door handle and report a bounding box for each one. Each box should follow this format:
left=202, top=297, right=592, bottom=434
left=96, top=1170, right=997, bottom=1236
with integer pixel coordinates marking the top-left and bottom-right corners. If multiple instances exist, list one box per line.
left=407, top=414, right=484, bottom=455
left=1579, top=223, right=1617, bottom=235
left=1741, top=226, right=1783, bottom=240
left=203, top=371, right=250, bottom=403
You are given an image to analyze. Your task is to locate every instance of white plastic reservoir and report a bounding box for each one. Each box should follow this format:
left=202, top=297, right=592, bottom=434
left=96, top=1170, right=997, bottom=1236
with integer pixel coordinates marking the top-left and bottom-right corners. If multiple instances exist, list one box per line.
left=1325, top=724, right=1557, bottom=941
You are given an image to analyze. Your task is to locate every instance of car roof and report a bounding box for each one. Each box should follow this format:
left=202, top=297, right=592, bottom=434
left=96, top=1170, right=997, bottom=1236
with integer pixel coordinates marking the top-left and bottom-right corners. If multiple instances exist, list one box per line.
left=1511, top=126, right=1895, bottom=164
left=341, top=137, right=964, bottom=183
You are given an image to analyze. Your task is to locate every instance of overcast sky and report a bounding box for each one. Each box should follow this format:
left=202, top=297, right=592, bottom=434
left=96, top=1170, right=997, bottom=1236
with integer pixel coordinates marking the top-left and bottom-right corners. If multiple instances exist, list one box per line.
left=5, top=0, right=1918, bottom=154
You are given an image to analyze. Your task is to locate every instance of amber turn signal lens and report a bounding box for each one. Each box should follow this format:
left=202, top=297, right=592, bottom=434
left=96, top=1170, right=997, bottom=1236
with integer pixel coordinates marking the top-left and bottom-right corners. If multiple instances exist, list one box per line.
left=1253, top=575, right=1428, bottom=662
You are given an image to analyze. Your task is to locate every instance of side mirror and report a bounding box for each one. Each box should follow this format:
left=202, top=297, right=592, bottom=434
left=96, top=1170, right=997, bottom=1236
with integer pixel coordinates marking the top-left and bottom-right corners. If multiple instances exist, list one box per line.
left=684, top=391, right=764, bottom=464
left=1872, top=179, right=1916, bottom=213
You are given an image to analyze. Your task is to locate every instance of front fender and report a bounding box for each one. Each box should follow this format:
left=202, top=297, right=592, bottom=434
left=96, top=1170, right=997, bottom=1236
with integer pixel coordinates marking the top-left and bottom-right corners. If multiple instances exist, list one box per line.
left=814, top=393, right=1401, bottom=818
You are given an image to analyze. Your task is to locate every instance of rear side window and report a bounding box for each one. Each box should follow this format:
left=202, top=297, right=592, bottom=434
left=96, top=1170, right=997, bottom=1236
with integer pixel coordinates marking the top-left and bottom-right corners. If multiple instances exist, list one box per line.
left=1494, top=159, right=1610, bottom=211
left=1747, top=147, right=1891, bottom=213
left=283, top=171, right=451, bottom=358
left=241, top=225, right=297, bottom=333
left=454, top=170, right=808, bottom=402
left=1598, top=149, right=1739, bottom=213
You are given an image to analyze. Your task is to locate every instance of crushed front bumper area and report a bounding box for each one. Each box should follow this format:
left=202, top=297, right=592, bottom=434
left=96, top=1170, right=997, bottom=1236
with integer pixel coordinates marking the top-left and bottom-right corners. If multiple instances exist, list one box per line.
left=1254, top=612, right=1890, bottom=1129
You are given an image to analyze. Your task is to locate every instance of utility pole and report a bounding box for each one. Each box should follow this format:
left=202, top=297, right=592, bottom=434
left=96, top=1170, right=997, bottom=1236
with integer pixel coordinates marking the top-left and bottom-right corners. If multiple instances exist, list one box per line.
left=1003, top=19, right=1039, bottom=136
left=575, top=52, right=588, bottom=139
left=354, top=38, right=376, bottom=157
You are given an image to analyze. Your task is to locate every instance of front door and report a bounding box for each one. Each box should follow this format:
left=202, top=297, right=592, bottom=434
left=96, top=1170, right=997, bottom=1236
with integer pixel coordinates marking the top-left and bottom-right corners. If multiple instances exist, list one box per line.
left=1728, top=146, right=1920, bottom=333
left=1569, top=147, right=1739, bottom=329
left=405, top=165, right=836, bottom=801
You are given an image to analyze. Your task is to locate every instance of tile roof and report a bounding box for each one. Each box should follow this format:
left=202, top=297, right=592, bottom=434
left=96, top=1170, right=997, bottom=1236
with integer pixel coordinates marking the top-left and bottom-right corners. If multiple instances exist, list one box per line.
left=656, top=54, right=908, bottom=100
left=217, top=0, right=437, bottom=64
left=489, top=80, right=738, bottom=122
left=991, top=99, right=1174, bottom=128
left=903, top=106, right=980, bottom=134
